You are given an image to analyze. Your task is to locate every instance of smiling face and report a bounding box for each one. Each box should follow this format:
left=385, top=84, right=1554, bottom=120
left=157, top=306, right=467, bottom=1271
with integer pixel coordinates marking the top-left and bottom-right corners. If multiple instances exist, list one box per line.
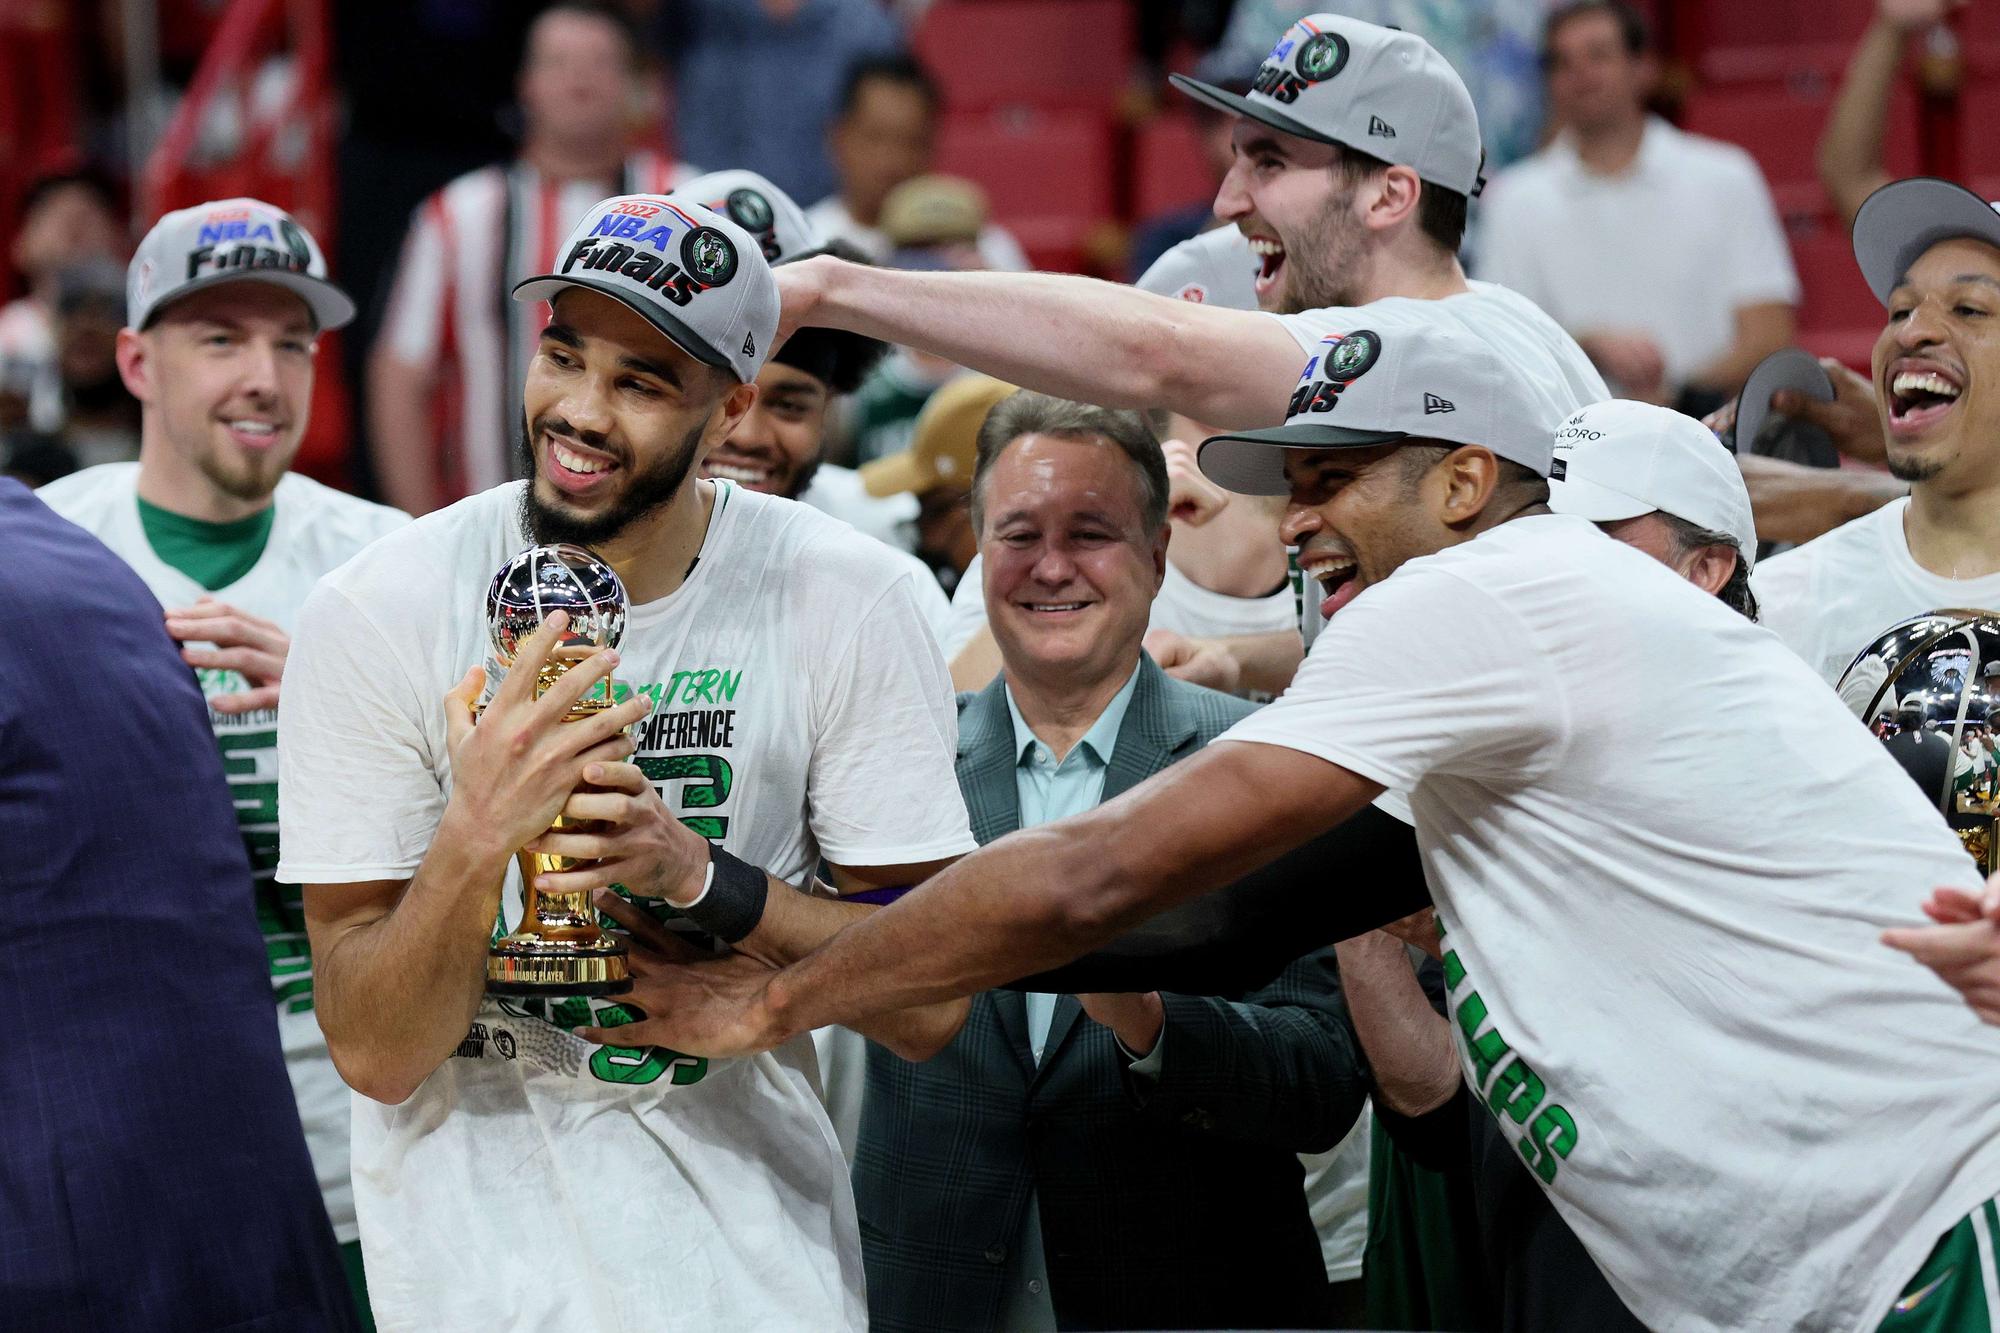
left=1875, top=236, right=2000, bottom=490
left=1214, top=122, right=1369, bottom=313
left=121, top=281, right=315, bottom=504
left=1280, top=444, right=1448, bottom=618
left=521, top=288, right=751, bottom=546
left=980, top=433, right=1167, bottom=688
left=701, top=361, right=829, bottom=498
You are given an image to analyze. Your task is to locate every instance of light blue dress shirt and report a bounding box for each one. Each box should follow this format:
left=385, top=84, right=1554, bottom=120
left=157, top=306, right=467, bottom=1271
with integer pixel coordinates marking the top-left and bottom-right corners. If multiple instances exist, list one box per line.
left=995, top=665, right=1140, bottom=1331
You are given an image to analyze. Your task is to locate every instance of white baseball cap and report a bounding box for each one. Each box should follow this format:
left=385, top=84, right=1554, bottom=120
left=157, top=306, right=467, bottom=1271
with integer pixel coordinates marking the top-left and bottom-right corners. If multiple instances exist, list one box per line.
left=669, top=169, right=820, bottom=265
left=513, top=194, right=778, bottom=384
left=1547, top=400, right=1757, bottom=568
left=1170, top=14, right=1484, bottom=197
left=1135, top=227, right=1260, bottom=310
left=127, top=197, right=354, bottom=331
left=1197, top=310, right=1554, bottom=494
left=1852, top=177, right=2000, bottom=305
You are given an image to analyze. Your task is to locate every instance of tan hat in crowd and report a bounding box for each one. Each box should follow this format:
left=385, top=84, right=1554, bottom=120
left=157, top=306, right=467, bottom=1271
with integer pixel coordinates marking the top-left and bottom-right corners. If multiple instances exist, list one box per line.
left=879, top=175, right=988, bottom=249
left=861, top=374, right=1017, bottom=498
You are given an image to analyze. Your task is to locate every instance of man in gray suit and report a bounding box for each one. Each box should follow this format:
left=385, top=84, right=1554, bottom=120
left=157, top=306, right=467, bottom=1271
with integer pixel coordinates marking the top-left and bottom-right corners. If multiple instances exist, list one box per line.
left=852, top=391, right=1367, bottom=1332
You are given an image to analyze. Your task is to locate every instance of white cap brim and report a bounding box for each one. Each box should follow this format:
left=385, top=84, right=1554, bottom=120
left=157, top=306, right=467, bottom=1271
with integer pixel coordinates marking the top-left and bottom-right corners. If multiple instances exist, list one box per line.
left=1547, top=473, right=1655, bottom=524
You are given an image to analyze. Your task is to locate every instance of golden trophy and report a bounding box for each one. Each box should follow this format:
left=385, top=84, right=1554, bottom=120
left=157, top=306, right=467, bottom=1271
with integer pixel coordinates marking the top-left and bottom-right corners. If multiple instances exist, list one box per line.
left=481, top=543, right=634, bottom=996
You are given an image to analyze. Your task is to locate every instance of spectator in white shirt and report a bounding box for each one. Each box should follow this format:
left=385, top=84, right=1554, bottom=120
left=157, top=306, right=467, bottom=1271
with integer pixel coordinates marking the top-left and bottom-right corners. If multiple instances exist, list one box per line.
left=1476, top=0, right=1797, bottom=414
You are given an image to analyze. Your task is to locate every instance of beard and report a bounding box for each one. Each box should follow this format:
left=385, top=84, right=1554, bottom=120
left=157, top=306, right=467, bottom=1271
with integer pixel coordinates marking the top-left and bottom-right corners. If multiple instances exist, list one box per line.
left=1888, top=452, right=1947, bottom=484
left=1278, top=180, right=1372, bottom=313
left=518, top=413, right=706, bottom=547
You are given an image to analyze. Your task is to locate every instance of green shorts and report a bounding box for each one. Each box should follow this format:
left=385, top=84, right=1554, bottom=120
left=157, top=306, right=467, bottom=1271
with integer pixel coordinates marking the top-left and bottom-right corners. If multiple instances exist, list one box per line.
left=1878, top=1197, right=2000, bottom=1332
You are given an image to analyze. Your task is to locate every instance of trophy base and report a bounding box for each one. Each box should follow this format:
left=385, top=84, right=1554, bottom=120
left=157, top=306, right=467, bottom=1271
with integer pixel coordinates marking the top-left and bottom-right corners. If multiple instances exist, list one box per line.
left=486, top=935, right=633, bottom=997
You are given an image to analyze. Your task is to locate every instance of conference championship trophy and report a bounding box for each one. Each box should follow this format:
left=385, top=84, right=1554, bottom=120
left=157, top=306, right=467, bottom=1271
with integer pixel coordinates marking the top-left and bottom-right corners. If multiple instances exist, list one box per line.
left=1838, top=608, right=2000, bottom=874
left=482, top=543, right=634, bottom=996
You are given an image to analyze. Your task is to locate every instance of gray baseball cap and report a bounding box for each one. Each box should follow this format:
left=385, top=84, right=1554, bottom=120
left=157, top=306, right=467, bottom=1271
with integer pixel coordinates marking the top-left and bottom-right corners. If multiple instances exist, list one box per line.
left=1852, top=177, right=2000, bottom=304
left=513, top=194, right=778, bottom=384
left=127, top=197, right=354, bottom=331
left=1198, top=310, right=1554, bottom=494
left=1734, top=347, right=1833, bottom=454
left=1169, top=14, right=1483, bottom=197
left=1135, top=226, right=1260, bottom=310
left=670, top=169, right=820, bottom=264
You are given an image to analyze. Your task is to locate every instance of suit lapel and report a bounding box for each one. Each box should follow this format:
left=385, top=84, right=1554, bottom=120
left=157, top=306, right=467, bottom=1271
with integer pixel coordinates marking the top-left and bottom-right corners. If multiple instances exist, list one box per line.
left=958, top=678, right=1033, bottom=1073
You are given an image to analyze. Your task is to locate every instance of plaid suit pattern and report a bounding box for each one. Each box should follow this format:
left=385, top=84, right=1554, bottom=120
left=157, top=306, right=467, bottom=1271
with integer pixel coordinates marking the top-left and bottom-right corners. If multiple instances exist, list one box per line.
left=854, top=654, right=1365, bottom=1332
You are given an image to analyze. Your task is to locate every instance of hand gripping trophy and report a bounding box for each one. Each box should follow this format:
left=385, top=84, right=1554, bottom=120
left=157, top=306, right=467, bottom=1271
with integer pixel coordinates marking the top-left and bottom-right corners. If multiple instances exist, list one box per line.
left=481, top=543, right=635, bottom=996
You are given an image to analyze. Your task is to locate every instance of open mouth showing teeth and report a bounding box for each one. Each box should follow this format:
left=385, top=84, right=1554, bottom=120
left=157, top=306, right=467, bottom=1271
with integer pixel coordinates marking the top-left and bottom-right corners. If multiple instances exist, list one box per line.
left=703, top=459, right=775, bottom=488
left=1023, top=601, right=1090, bottom=613
left=1249, top=236, right=1286, bottom=289
left=1890, top=370, right=1962, bottom=417
left=550, top=439, right=613, bottom=476
left=226, top=419, right=279, bottom=440
left=1304, top=557, right=1360, bottom=617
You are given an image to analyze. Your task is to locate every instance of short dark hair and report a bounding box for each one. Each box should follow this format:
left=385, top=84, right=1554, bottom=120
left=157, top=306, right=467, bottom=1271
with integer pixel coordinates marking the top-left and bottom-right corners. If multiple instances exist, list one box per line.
left=1543, top=1, right=1650, bottom=65
left=970, top=392, right=1168, bottom=534
left=1335, top=144, right=1469, bottom=256
left=20, top=167, right=120, bottom=223
left=530, top=1, right=642, bottom=69
left=1658, top=514, right=1758, bottom=621
left=1396, top=442, right=1551, bottom=505
left=836, top=52, right=941, bottom=121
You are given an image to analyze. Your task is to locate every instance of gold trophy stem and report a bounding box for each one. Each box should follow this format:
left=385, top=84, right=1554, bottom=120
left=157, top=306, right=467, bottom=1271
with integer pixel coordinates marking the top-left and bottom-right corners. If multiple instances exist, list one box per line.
left=484, top=670, right=633, bottom=997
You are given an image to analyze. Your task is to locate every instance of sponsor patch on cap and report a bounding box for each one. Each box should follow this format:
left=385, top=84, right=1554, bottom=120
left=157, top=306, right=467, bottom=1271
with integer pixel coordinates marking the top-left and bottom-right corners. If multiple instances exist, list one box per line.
left=1324, top=329, right=1381, bottom=381
left=1289, top=329, right=1382, bottom=417
left=1255, top=25, right=1350, bottom=103
left=681, top=226, right=737, bottom=288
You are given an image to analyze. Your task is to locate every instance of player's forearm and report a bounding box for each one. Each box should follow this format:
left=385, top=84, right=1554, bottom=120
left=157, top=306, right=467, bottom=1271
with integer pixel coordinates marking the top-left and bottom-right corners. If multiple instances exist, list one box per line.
left=1738, top=453, right=1904, bottom=544
left=808, top=259, right=1291, bottom=428
left=1334, top=932, right=1461, bottom=1116
left=367, top=351, right=444, bottom=516
left=1210, top=627, right=1305, bottom=696
left=1818, top=19, right=1906, bottom=221
left=315, top=813, right=513, bottom=1103
left=1167, top=500, right=1290, bottom=600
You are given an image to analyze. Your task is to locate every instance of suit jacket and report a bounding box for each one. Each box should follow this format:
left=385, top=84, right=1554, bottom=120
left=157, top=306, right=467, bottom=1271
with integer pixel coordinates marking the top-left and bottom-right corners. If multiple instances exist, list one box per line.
left=0, top=482, right=356, bottom=1331
left=854, top=655, right=1366, bottom=1332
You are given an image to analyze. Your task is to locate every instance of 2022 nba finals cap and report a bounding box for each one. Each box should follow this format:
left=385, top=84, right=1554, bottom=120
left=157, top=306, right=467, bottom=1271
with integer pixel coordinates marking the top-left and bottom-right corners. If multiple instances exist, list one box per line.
left=1197, top=315, right=1554, bottom=494
left=1547, top=399, right=1758, bottom=567
left=513, top=194, right=780, bottom=384
left=1852, top=177, right=2000, bottom=305
left=670, top=169, right=820, bottom=265
left=1169, top=14, right=1484, bottom=197
left=127, top=197, right=354, bottom=332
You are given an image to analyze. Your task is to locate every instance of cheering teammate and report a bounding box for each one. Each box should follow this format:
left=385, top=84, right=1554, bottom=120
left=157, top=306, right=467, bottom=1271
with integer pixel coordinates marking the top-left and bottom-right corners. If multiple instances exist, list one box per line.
left=39, top=197, right=406, bottom=1324
left=276, top=195, right=975, bottom=1330
left=621, top=324, right=2000, bottom=1332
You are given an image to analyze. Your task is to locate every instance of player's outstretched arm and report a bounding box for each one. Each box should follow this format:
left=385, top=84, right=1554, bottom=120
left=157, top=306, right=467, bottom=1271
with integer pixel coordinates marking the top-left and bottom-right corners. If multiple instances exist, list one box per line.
left=305, top=618, right=649, bottom=1103
left=781, top=255, right=1309, bottom=431
left=598, top=740, right=1385, bottom=1059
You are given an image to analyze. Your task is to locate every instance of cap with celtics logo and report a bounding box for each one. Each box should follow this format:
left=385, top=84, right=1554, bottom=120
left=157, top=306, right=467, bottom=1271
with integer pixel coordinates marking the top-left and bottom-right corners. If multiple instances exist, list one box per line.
left=1197, top=312, right=1555, bottom=495
left=670, top=168, right=820, bottom=265
left=513, top=193, right=778, bottom=384
left=127, top=196, right=354, bottom=332
left=1169, top=14, right=1483, bottom=197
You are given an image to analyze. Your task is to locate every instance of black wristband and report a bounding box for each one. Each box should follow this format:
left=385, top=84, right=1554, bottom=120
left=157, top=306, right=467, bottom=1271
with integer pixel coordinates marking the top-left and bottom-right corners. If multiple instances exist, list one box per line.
left=679, top=845, right=769, bottom=944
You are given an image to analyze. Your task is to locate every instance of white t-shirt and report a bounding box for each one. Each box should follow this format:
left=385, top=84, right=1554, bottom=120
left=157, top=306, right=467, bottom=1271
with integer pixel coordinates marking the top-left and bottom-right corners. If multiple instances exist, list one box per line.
left=1752, top=497, right=2000, bottom=684
left=940, top=552, right=1297, bottom=660
left=37, top=462, right=409, bottom=1244
left=1221, top=514, right=2000, bottom=1333
left=275, top=480, right=976, bottom=1331
left=1274, top=281, right=1610, bottom=440
left=798, top=460, right=918, bottom=553
left=804, top=194, right=1031, bottom=272
left=1477, top=118, right=1800, bottom=392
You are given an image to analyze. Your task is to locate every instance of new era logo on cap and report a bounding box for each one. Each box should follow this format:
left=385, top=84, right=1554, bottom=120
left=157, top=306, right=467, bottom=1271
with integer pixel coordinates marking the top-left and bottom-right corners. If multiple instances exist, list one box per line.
left=1368, top=115, right=1396, bottom=138
left=1424, top=393, right=1454, bottom=414
left=513, top=194, right=780, bottom=385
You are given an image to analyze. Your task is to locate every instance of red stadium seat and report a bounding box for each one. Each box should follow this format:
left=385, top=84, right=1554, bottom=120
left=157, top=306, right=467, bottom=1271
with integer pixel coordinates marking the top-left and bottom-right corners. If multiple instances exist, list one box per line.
left=913, top=0, right=1134, bottom=111
left=1687, top=0, right=1879, bottom=82
left=1133, top=113, right=1218, bottom=221
left=1958, top=85, right=2000, bottom=180
left=1681, top=81, right=1919, bottom=216
left=1789, top=212, right=1882, bottom=371
left=935, top=106, right=1117, bottom=271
